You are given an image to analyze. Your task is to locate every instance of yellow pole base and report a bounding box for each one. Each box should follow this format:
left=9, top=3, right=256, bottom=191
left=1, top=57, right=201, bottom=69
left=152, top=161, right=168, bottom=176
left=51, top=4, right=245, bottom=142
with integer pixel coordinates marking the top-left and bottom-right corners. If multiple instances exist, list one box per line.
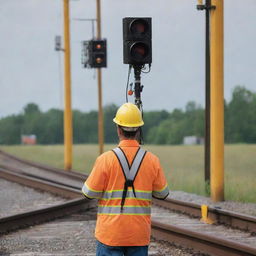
left=200, top=204, right=214, bottom=224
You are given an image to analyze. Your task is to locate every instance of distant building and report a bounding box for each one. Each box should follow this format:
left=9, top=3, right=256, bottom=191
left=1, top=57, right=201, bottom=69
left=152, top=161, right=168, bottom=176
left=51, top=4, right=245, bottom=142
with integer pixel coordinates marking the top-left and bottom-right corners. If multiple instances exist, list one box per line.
left=183, top=136, right=204, bottom=145
left=21, top=135, right=37, bottom=145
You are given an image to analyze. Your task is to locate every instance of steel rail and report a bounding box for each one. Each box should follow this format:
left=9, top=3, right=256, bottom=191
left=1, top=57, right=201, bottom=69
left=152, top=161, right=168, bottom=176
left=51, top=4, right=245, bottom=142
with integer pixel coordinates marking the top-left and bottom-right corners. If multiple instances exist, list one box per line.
left=0, top=164, right=81, bottom=190
left=151, top=220, right=256, bottom=256
left=0, top=149, right=86, bottom=180
left=0, top=168, right=81, bottom=199
left=0, top=167, right=96, bottom=234
left=153, top=197, right=256, bottom=233
left=0, top=198, right=96, bottom=235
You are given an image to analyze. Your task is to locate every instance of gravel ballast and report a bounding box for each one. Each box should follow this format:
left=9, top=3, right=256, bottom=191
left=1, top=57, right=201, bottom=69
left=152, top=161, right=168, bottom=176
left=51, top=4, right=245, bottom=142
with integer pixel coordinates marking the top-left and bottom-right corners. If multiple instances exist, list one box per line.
left=169, top=190, right=256, bottom=216
left=0, top=211, right=202, bottom=256
left=0, top=179, right=66, bottom=218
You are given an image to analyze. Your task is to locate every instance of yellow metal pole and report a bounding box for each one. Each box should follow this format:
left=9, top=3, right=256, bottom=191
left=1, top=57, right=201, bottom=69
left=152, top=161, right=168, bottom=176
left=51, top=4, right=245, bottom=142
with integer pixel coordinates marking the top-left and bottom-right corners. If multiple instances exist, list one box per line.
left=97, top=69, right=104, bottom=155
left=63, top=0, right=73, bottom=170
left=96, top=0, right=102, bottom=38
left=210, top=0, right=224, bottom=201
left=96, top=0, right=104, bottom=155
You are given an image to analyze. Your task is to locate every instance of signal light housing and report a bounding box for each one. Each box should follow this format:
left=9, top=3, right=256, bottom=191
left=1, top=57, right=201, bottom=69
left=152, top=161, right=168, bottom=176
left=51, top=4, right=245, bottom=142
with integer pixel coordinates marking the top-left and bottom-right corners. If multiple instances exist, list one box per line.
left=88, top=39, right=107, bottom=68
left=123, top=17, right=152, bottom=65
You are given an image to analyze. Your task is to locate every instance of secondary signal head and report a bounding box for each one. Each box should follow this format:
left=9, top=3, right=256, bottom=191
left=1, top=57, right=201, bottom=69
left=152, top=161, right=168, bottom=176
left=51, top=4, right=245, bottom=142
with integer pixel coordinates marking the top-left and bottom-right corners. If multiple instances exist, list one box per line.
left=88, top=39, right=107, bottom=68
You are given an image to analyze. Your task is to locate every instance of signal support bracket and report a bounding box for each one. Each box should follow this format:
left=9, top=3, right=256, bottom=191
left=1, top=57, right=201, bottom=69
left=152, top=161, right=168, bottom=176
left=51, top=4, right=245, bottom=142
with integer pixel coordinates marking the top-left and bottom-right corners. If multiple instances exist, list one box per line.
left=132, top=65, right=143, bottom=111
left=197, top=0, right=216, bottom=11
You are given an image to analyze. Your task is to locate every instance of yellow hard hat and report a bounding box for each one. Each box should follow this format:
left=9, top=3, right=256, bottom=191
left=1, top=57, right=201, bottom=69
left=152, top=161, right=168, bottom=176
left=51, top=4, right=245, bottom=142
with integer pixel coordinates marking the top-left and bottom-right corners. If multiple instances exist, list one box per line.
left=113, top=103, right=144, bottom=128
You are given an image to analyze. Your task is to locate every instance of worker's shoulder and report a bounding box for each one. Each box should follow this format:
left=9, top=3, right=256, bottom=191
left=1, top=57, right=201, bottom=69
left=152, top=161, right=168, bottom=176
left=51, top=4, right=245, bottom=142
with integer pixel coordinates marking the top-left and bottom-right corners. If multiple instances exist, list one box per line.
left=143, top=148, right=160, bottom=163
left=98, top=150, right=115, bottom=158
left=95, top=150, right=116, bottom=162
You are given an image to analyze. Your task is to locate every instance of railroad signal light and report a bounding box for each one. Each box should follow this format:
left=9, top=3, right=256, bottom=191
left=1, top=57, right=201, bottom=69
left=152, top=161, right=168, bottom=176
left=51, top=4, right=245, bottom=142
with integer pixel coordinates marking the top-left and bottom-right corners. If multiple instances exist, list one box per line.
left=88, top=39, right=107, bottom=68
left=81, top=39, right=107, bottom=68
left=123, top=17, right=152, bottom=65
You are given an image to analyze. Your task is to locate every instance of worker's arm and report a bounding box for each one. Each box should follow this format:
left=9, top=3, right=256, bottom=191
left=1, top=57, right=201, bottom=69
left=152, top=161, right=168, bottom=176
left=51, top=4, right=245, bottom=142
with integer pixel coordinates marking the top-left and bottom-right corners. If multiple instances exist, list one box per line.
left=152, top=157, right=169, bottom=200
left=81, top=154, right=107, bottom=200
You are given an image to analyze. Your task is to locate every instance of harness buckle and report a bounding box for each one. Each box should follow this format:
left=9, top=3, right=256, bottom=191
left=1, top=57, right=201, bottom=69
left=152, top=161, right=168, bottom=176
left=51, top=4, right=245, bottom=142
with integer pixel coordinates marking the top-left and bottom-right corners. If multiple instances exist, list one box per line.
left=126, top=179, right=133, bottom=187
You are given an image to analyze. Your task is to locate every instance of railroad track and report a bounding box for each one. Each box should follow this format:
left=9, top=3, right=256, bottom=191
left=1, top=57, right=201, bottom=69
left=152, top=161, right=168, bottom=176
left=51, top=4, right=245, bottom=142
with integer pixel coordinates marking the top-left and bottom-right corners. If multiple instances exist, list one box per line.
left=0, top=149, right=255, bottom=256
left=0, top=149, right=255, bottom=233
left=0, top=166, right=96, bottom=234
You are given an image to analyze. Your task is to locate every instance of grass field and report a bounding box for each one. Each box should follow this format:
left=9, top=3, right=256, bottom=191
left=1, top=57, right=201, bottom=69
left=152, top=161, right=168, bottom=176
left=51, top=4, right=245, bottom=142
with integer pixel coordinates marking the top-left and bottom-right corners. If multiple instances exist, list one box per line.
left=1, top=144, right=255, bottom=203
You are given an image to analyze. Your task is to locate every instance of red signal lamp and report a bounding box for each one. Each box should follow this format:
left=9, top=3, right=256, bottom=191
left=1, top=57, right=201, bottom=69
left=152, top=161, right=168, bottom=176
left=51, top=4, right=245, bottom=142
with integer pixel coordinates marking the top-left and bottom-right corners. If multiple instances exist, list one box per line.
left=96, top=44, right=102, bottom=49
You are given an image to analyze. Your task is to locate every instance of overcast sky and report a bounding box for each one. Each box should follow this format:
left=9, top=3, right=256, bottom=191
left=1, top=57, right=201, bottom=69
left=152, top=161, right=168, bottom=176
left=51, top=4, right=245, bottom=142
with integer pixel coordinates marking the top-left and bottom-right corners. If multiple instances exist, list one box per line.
left=0, top=0, right=255, bottom=117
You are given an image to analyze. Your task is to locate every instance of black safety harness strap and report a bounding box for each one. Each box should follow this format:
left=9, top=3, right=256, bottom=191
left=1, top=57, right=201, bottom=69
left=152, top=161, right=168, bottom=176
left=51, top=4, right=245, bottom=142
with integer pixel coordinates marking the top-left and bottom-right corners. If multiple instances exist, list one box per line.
left=112, top=147, right=146, bottom=213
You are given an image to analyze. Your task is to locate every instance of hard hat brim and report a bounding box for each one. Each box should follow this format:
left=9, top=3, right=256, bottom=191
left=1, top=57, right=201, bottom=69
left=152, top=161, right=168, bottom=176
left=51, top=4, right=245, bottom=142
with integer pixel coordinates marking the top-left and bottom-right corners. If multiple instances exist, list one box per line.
left=113, top=117, right=144, bottom=127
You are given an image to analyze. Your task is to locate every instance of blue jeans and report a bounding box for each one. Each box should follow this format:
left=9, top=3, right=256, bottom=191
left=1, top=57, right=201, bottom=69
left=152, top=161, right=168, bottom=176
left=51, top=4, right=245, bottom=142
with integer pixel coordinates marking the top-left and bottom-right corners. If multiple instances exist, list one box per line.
left=96, top=241, right=148, bottom=256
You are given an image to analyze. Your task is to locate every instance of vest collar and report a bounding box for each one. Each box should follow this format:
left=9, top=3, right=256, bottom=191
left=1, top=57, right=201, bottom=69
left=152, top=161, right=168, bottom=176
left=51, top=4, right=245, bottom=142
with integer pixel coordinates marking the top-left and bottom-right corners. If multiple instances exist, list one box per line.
left=118, top=140, right=139, bottom=147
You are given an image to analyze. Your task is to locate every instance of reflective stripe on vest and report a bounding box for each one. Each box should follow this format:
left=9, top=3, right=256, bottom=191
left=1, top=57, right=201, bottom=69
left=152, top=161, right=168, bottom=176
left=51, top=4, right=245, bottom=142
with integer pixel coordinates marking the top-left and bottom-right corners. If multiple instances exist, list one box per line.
left=101, top=189, right=152, bottom=201
left=112, top=147, right=147, bottom=212
left=98, top=204, right=151, bottom=215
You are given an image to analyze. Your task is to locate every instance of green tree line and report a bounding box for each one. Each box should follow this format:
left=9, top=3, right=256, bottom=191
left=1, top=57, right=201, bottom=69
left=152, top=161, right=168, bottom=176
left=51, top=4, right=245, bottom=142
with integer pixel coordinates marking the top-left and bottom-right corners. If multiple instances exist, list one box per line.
left=0, top=86, right=255, bottom=145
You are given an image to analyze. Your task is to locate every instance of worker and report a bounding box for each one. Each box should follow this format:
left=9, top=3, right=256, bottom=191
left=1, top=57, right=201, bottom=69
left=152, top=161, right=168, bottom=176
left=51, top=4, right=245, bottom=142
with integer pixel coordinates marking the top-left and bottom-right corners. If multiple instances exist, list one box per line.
left=82, top=103, right=169, bottom=256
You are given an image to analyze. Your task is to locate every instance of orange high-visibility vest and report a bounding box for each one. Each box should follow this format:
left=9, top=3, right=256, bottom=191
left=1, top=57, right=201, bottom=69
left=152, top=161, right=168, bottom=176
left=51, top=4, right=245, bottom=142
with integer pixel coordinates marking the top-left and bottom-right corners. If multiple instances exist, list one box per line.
left=82, top=140, right=169, bottom=246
